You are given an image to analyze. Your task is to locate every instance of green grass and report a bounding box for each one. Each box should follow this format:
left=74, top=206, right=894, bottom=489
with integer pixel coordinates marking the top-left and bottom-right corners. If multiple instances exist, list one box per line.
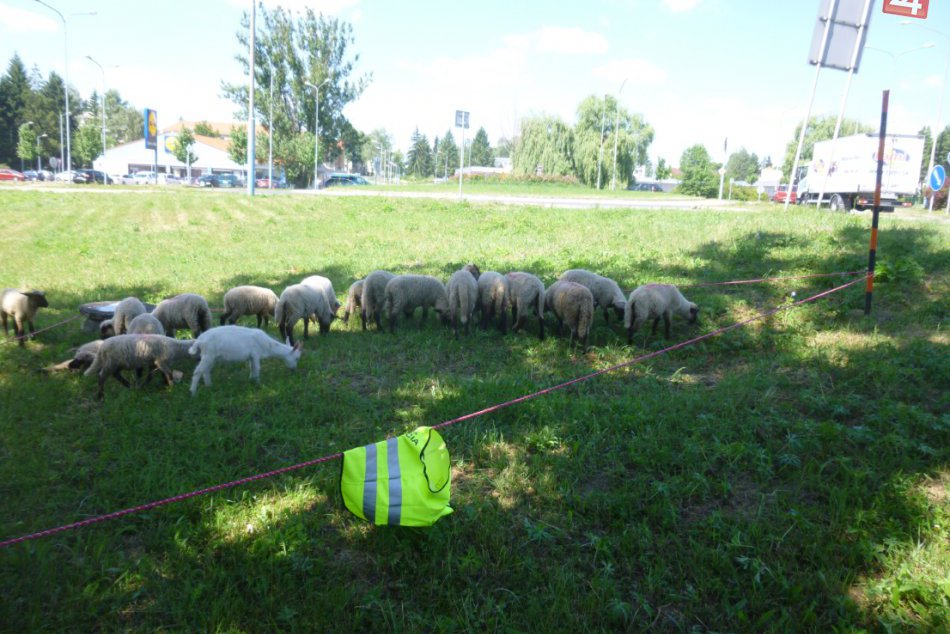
left=0, top=188, right=947, bottom=632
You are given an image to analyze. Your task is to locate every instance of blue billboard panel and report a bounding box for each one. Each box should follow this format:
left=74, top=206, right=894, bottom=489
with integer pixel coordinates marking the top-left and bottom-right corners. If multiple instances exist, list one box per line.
left=144, top=109, right=158, bottom=150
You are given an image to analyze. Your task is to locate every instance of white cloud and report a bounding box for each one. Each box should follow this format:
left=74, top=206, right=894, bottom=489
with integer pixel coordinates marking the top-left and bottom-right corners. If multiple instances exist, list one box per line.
left=592, top=58, right=667, bottom=84
left=924, top=74, right=943, bottom=88
left=663, top=0, right=702, bottom=12
left=534, top=26, right=609, bottom=55
left=0, top=4, right=58, bottom=33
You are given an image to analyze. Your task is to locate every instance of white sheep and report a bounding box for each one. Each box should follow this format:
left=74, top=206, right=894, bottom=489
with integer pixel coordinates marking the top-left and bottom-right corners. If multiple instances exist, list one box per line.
left=84, top=334, right=195, bottom=399
left=188, top=325, right=303, bottom=395
left=220, top=285, right=279, bottom=328
left=301, top=275, right=341, bottom=316
left=446, top=266, right=479, bottom=338
left=152, top=293, right=212, bottom=339
left=476, top=271, right=509, bottom=333
left=383, top=275, right=450, bottom=333
left=360, top=270, right=395, bottom=331
left=127, top=312, right=165, bottom=335
left=505, top=272, right=545, bottom=341
left=275, top=283, right=333, bottom=345
left=624, top=284, right=699, bottom=343
left=1, top=289, right=49, bottom=346
left=545, top=280, right=594, bottom=352
left=99, top=296, right=146, bottom=338
left=342, top=279, right=364, bottom=325
left=559, top=269, right=626, bottom=324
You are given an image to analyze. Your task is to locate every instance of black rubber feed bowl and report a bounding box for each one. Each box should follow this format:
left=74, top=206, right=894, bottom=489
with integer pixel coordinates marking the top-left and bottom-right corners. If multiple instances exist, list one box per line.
left=79, top=301, right=156, bottom=332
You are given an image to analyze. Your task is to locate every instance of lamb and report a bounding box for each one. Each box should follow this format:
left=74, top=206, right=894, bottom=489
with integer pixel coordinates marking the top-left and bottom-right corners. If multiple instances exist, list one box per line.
left=152, top=293, right=212, bottom=338
left=342, top=279, right=364, bottom=325
left=46, top=340, right=104, bottom=373
left=559, top=269, right=626, bottom=324
left=83, top=334, right=195, bottom=399
left=446, top=266, right=479, bottom=338
left=98, top=296, right=146, bottom=338
left=126, top=312, right=165, bottom=335
left=275, top=283, right=333, bottom=345
left=544, top=280, right=594, bottom=352
left=505, top=272, right=545, bottom=341
left=301, top=275, right=341, bottom=317
left=382, top=275, right=450, bottom=333
left=1, top=289, right=49, bottom=346
left=476, top=271, right=509, bottom=333
left=360, top=270, right=395, bottom=331
left=188, top=325, right=303, bottom=395
left=624, top=283, right=699, bottom=344
left=220, top=285, right=279, bottom=328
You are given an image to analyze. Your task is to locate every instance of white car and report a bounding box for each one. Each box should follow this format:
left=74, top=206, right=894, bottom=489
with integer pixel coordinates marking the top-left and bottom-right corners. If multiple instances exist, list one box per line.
left=132, top=171, right=156, bottom=185
left=156, top=173, right=181, bottom=185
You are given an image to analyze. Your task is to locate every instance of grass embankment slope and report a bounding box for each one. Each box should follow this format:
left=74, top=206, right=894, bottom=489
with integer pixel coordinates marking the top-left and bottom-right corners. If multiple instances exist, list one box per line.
left=0, top=189, right=946, bottom=632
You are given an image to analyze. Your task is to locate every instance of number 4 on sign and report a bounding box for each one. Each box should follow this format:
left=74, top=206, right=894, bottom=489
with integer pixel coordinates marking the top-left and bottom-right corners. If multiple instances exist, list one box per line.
left=883, top=0, right=929, bottom=19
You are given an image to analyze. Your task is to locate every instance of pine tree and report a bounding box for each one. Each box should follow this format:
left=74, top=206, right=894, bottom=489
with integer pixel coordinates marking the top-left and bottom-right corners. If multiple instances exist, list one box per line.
left=405, top=127, right=433, bottom=178
left=470, top=127, right=493, bottom=167
left=0, top=55, right=33, bottom=166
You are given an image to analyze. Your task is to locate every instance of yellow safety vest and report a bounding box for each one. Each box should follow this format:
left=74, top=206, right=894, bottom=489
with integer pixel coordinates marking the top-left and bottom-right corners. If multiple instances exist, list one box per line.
left=341, top=426, right=453, bottom=526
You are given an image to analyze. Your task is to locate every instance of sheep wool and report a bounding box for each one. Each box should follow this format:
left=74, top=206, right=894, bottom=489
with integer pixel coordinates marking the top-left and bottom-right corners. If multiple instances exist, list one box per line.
left=1, top=288, right=49, bottom=346
left=220, top=285, right=279, bottom=328
left=152, top=293, right=212, bottom=339
left=624, top=283, right=698, bottom=343
left=544, top=280, right=594, bottom=352
left=275, top=283, right=333, bottom=345
left=46, top=340, right=104, bottom=373
left=360, top=270, right=395, bottom=331
left=127, top=312, right=165, bottom=335
left=383, top=275, right=449, bottom=333
left=188, top=325, right=303, bottom=395
left=342, top=279, right=365, bottom=325
left=447, top=267, right=479, bottom=338
left=476, top=271, right=509, bottom=333
left=84, top=334, right=195, bottom=399
left=301, top=275, right=341, bottom=316
left=559, top=269, right=626, bottom=323
left=505, top=272, right=545, bottom=341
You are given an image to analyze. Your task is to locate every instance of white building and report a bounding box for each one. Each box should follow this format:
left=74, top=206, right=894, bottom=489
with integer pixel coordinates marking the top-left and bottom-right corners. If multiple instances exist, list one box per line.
left=93, top=132, right=248, bottom=179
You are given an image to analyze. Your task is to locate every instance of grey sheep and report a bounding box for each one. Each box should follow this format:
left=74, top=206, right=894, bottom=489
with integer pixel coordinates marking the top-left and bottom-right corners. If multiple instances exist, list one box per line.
left=544, top=280, right=594, bottom=352
left=447, top=266, right=479, bottom=338
left=84, top=334, right=195, bottom=399
left=99, top=296, right=147, bottom=338
left=127, top=312, right=165, bottom=335
left=505, top=272, right=545, bottom=341
left=301, top=275, right=341, bottom=316
left=360, top=270, right=395, bottom=331
left=275, top=283, right=333, bottom=346
left=342, top=279, right=364, bottom=325
left=152, top=293, right=212, bottom=339
left=220, top=285, right=279, bottom=328
left=1, top=288, right=49, bottom=346
left=46, top=340, right=104, bottom=373
left=624, top=284, right=699, bottom=343
left=476, top=271, right=509, bottom=333
left=383, top=275, right=450, bottom=334
left=559, top=269, right=626, bottom=323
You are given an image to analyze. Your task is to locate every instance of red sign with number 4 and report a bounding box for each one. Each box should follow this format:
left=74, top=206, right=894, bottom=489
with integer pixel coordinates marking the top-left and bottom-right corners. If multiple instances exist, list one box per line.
left=883, top=0, right=929, bottom=19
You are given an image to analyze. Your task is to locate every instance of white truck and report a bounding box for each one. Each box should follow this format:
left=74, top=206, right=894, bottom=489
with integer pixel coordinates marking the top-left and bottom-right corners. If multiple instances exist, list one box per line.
left=796, top=133, right=924, bottom=212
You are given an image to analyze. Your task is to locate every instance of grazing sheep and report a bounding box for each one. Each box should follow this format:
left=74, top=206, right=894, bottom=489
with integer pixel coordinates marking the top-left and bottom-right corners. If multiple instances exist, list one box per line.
left=446, top=266, right=479, bottom=338
left=99, top=296, right=146, bottom=338
left=476, top=271, right=509, bottom=333
left=152, top=293, right=212, bottom=339
left=383, top=275, right=450, bottom=333
left=83, top=334, right=195, bottom=399
left=342, top=279, right=364, bottom=325
left=188, top=325, right=303, bottom=395
left=46, top=340, right=104, bottom=373
left=559, top=269, right=626, bottom=324
left=127, top=312, right=165, bottom=335
left=275, top=283, right=333, bottom=346
left=220, top=285, right=279, bottom=328
left=505, top=272, right=545, bottom=341
left=360, top=270, right=395, bottom=331
left=544, top=280, right=594, bottom=352
left=624, top=284, right=699, bottom=343
left=301, top=275, right=341, bottom=317
left=1, top=289, right=49, bottom=346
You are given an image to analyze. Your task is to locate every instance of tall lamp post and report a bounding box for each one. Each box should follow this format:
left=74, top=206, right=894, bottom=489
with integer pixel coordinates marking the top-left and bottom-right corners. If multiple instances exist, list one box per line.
left=611, top=78, right=627, bottom=191
left=36, top=133, right=48, bottom=171
left=306, top=78, right=330, bottom=190
left=85, top=55, right=108, bottom=164
left=268, top=59, right=274, bottom=189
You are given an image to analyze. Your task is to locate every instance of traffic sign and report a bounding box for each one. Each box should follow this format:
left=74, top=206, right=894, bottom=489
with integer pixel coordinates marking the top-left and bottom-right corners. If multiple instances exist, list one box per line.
left=454, top=110, right=469, bottom=129
left=882, top=0, right=929, bottom=19
left=929, top=164, right=945, bottom=191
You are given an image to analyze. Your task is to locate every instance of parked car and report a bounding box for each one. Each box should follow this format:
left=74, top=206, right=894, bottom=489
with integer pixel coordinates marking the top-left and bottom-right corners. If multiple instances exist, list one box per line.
left=0, top=168, right=26, bottom=182
left=155, top=173, right=181, bottom=185
left=771, top=185, right=797, bottom=204
left=321, top=173, right=370, bottom=187
left=131, top=171, right=157, bottom=185
left=22, top=170, right=41, bottom=181
left=627, top=182, right=663, bottom=192
left=53, top=170, right=88, bottom=184
left=75, top=169, right=113, bottom=184
left=212, top=173, right=241, bottom=188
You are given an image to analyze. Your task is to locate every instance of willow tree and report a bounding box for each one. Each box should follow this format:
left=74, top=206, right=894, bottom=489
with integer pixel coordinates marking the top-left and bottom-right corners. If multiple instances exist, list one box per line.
left=573, top=94, right=654, bottom=188
left=512, top=116, right=574, bottom=177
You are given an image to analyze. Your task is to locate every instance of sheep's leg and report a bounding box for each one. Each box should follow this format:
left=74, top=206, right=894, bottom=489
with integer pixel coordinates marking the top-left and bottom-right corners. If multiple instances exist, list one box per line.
left=96, top=373, right=108, bottom=400
left=303, top=316, right=310, bottom=339
left=511, top=304, right=519, bottom=330
left=155, top=362, right=174, bottom=387
left=219, top=311, right=230, bottom=326
left=319, top=319, right=329, bottom=335
left=499, top=307, right=508, bottom=334
left=113, top=369, right=131, bottom=389
left=389, top=313, right=397, bottom=334
left=190, top=361, right=207, bottom=395
left=1, top=313, right=7, bottom=335
left=27, top=319, right=36, bottom=339
left=537, top=311, right=545, bottom=341
left=663, top=312, right=672, bottom=339
left=361, top=308, right=368, bottom=331
left=420, top=307, right=428, bottom=326
left=651, top=317, right=661, bottom=335
left=603, top=307, right=610, bottom=324
left=14, top=316, right=25, bottom=346
left=581, top=331, right=589, bottom=354
left=250, top=356, right=261, bottom=382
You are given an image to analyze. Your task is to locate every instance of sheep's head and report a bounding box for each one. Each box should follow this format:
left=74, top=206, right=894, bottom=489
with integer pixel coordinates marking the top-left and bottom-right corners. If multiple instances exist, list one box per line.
left=688, top=303, right=699, bottom=324
left=99, top=319, right=116, bottom=339
left=463, top=263, right=481, bottom=280
left=25, top=291, right=48, bottom=308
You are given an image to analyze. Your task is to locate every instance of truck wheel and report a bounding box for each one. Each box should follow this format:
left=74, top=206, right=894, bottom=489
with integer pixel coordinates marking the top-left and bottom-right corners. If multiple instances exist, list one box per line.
left=830, top=194, right=849, bottom=212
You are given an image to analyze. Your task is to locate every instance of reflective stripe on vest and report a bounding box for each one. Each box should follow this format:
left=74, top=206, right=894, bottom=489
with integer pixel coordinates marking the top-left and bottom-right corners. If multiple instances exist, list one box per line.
left=360, top=437, right=402, bottom=524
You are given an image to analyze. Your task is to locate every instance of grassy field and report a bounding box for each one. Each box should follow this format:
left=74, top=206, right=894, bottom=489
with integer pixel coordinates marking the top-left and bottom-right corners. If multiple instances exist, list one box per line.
left=0, top=188, right=946, bottom=632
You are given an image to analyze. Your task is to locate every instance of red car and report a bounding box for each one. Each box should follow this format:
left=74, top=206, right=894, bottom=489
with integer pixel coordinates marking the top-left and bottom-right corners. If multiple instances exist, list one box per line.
left=771, top=185, right=797, bottom=204
left=0, top=168, right=26, bottom=182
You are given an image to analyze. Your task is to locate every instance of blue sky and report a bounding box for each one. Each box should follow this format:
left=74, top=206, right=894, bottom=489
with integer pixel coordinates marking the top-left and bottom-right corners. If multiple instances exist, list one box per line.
left=1, top=0, right=947, bottom=167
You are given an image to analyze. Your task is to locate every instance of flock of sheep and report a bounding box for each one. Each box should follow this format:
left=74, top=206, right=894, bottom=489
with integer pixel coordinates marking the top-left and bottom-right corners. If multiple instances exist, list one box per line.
left=1, top=267, right=699, bottom=400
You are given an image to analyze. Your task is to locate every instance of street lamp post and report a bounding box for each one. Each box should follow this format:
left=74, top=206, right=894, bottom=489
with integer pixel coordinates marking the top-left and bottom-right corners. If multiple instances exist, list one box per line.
left=306, top=78, right=330, bottom=190
left=247, top=0, right=256, bottom=196
left=268, top=60, right=274, bottom=189
left=611, top=78, right=627, bottom=191
left=85, top=55, right=107, bottom=164
left=36, top=134, right=48, bottom=171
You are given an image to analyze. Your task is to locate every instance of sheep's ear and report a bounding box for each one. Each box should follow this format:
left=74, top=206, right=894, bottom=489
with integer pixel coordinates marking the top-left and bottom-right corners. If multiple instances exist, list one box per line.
left=285, top=337, right=292, bottom=346
left=292, top=341, right=303, bottom=352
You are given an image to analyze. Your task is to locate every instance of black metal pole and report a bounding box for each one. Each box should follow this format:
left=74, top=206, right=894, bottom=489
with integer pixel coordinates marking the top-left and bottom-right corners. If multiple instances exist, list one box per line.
left=865, top=90, right=888, bottom=316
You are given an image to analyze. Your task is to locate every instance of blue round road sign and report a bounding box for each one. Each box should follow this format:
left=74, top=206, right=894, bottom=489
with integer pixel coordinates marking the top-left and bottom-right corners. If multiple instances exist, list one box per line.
left=930, top=165, right=946, bottom=191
